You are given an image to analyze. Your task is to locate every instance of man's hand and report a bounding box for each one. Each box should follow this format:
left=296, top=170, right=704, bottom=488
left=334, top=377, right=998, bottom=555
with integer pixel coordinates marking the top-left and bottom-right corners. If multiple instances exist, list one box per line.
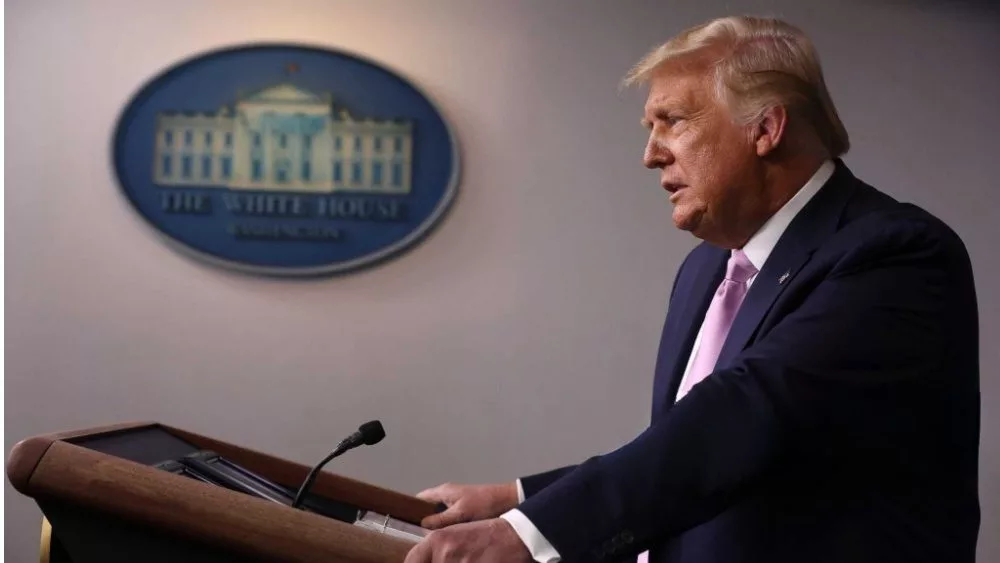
left=416, top=482, right=519, bottom=529
left=404, top=518, right=532, bottom=563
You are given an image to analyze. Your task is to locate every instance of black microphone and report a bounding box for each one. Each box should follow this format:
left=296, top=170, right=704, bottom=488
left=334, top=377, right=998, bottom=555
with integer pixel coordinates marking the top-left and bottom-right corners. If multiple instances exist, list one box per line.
left=292, top=420, right=385, bottom=509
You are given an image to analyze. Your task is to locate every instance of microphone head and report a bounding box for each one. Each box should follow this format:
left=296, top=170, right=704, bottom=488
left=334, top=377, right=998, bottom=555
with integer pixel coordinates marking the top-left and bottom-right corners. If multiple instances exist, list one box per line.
left=359, top=420, right=385, bottom=446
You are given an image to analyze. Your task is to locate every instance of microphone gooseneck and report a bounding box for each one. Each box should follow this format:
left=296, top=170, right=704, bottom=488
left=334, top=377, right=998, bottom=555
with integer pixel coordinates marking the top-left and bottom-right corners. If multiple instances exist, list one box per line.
left=291, top=420, right=385, bottom=509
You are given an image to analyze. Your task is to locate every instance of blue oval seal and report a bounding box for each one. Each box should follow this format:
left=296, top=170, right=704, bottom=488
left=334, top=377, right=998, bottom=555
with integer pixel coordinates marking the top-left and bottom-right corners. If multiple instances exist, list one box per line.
left=113, top=44, right=459, bottom=276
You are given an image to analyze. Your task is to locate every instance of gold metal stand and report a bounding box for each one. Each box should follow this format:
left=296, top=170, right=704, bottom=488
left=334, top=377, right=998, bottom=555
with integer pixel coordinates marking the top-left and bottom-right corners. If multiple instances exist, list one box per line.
left=39, top=517, right=52, bottom=563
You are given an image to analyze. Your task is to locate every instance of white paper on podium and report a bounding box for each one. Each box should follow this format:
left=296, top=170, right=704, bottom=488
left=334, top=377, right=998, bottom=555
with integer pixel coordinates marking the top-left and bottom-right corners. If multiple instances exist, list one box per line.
left=354, top=510, right=430, bottom=543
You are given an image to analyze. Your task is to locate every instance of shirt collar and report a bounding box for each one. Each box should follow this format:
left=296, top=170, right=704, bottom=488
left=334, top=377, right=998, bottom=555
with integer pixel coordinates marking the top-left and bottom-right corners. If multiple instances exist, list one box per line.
left=740, top=159, right=835, bottom=271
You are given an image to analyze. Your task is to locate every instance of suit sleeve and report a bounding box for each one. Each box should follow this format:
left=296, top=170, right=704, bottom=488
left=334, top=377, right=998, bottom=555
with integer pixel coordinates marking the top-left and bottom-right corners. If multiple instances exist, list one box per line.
left=517, top=247, right=698, bottom=502
left=520, top=466, right=577, bottom=498
left=516, top=216, right=978, bottom=563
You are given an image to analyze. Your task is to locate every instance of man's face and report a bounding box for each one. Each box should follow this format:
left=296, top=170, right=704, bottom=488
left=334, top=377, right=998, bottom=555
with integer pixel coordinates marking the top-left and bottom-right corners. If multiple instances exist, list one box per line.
left=641, top=63, right=760, bottom=247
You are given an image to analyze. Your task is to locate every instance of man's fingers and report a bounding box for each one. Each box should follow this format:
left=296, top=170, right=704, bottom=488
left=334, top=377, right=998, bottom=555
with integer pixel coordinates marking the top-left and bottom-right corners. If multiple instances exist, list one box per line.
left=421, top=505, right=466, bottom=530
left=416, top=483, right=455, bottom=502
left=415, top=487, right=442, bottom=502
left=420, top=512, right=446, bottom=530
left=406, top=521, right=531, bottom=563
left=415, top=487, right=440, bottom=501
left=403, top=537, right=432, bottom=563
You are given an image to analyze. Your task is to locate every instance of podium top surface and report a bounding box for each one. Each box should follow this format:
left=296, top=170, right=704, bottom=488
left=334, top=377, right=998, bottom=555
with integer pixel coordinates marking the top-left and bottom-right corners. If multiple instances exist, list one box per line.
left=7, top=421, right=436, bottom=563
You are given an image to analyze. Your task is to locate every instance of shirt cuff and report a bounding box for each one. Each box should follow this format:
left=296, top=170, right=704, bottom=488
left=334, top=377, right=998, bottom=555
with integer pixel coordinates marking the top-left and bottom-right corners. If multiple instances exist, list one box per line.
left=516, top=478, right=526, bottom=503
left=500, top=508, right=561, bottom=563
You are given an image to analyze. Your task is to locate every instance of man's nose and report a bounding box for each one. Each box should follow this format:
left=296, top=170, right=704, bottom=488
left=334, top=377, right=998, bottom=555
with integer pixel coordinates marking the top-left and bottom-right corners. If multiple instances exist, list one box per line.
left=644, top=137, right=672, bottom=169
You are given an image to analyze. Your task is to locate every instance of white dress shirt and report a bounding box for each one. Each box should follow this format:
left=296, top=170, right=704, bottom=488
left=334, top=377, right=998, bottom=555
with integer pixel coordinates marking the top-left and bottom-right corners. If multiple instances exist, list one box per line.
left=500, top=160, right=836, bottom=563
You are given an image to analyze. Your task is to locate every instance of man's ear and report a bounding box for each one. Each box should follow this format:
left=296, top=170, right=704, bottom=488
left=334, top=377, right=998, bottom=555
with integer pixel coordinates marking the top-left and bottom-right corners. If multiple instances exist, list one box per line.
left=753, top=105, right=788, bottom=157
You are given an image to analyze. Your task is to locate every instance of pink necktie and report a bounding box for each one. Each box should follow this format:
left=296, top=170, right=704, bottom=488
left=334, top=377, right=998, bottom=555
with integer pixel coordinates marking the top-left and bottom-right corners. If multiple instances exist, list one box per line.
left=638, top=251, right=757, bottom=563
left=675, top=249, right=757, bottom=401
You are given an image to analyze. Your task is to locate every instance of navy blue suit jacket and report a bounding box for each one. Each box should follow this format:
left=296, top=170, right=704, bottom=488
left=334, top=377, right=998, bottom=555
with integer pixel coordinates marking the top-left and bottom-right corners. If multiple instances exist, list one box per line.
left=517, top=162, right=980, bottom=563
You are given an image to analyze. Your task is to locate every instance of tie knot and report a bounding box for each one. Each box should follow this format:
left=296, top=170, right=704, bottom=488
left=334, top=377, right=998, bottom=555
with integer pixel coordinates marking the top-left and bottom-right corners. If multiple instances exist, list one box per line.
left=726, top=249, right=757, bottom=283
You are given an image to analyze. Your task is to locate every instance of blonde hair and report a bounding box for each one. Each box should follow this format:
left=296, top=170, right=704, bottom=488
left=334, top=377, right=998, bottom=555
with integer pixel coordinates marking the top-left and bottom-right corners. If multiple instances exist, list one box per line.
left=624, top=16, right=849, bottom=157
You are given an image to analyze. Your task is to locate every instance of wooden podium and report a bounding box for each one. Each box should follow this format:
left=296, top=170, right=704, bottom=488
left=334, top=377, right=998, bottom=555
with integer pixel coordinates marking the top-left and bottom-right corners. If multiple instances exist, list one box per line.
left=6, top=422, right=439, bottom=562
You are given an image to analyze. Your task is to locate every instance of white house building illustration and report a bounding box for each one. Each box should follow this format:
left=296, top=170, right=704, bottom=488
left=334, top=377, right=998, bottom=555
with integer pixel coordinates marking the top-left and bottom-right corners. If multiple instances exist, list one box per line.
left=153, top=84, right=413, bottom=194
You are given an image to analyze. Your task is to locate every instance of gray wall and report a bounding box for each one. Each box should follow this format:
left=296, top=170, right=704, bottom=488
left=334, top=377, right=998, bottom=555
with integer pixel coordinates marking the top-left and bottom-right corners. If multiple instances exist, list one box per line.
left=6, top=1, right=998, bottom=560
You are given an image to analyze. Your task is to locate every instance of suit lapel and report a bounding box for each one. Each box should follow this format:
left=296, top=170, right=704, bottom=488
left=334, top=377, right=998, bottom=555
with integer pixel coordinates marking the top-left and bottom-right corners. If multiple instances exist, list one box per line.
left=652, top=245, right=727, bottom=418
left=714, top=161, right=860, bottom=369
left=713, top=245, right=812, bottom=370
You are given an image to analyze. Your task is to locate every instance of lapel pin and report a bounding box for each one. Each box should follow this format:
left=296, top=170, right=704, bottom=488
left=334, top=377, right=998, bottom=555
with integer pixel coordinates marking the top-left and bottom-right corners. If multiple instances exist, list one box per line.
left=778, top=271, right=791, bottom=285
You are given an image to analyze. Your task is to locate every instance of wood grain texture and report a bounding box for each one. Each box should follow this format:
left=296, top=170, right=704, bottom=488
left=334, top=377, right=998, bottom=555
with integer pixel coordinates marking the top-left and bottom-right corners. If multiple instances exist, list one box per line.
left=6, top=436, right=56, bottom=494
left=7, top=422, right=155, bottom=493
left=24, top=440, right=415, bottom=563
left=165, top=425, right=438, bottom=525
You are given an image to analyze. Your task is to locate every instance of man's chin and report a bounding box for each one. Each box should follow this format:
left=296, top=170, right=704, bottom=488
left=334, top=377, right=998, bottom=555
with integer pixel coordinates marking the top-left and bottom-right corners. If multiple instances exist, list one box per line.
left=672, top=208, right=703, bottom=234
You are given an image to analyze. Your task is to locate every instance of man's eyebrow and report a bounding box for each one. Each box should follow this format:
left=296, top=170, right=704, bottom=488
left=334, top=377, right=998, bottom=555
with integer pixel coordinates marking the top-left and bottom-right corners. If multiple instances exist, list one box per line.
left=640, top=117, right=652, bottom=129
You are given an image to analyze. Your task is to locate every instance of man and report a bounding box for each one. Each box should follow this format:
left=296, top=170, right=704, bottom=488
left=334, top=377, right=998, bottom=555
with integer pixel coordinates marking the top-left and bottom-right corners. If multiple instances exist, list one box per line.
left=404, top=15, right=980, bottom=563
